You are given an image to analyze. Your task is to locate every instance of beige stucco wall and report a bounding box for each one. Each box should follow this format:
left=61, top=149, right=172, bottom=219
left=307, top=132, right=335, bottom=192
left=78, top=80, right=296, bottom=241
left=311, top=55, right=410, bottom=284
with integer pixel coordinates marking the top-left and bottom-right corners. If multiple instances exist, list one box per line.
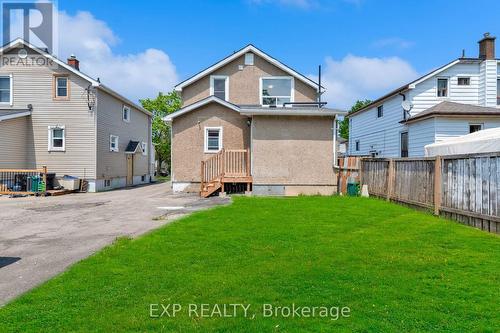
left=181, top=53, right=318, bottom=106
left=172, top=102, right=250, bottom=184
left=95, top=89, right=151, bottom=180
left=251, top=116, right=337, bottom=193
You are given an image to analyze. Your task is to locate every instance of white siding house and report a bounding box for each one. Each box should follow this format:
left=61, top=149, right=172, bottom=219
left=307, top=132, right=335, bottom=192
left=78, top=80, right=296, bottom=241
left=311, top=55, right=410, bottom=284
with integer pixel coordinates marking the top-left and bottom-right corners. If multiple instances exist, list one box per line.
left=348, top=33, right=500, bottom=157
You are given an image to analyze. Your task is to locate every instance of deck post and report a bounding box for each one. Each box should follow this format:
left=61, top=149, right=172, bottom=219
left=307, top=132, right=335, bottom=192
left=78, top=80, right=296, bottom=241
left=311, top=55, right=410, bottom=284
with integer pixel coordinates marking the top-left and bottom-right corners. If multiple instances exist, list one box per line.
left=42, top=165, right=47, bottom=193
left=221, top=148, right=225, bottom=178
left=246, top=148, right=251, bottom=176
left=200, top=161, right=205, bottom=192
left=434, top=156, right=442, bottom=216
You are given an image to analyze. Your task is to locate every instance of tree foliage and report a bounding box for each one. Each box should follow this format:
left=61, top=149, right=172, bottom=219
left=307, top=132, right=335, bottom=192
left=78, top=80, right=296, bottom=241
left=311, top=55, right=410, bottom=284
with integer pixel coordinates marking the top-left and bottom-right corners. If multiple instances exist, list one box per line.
left=338, top=99, right=372, bottom=139
left=140, top=91, right=181, bottom=173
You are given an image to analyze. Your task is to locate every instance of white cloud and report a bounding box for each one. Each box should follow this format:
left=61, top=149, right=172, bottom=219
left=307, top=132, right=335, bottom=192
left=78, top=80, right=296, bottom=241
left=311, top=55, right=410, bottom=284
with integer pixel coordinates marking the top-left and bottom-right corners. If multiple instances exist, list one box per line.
left=372, top=37, right=415, bottom=49
left=57, top=11, right=178, bottom=103
left=317, top=54, right=419, bottom=109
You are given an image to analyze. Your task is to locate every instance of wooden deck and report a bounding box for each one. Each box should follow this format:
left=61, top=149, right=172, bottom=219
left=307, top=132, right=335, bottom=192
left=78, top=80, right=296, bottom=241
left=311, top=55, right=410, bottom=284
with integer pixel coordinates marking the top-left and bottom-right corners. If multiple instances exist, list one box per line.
left=200, top=149, right=252, bottom=197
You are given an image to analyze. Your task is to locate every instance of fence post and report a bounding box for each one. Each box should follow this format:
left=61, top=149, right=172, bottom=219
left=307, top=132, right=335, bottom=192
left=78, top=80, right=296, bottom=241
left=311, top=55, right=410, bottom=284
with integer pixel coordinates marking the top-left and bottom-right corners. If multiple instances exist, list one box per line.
left=386, top=159, right=394, bottom=201
left=434, top=156, right=442, bottom=216
left=42, top=165, right=47, bottom=193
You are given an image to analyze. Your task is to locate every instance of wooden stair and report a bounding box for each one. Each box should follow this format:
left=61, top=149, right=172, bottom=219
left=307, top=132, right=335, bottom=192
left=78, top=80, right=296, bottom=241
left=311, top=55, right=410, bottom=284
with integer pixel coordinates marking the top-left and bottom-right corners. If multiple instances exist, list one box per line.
left=200, top=149, right=252, bottom=198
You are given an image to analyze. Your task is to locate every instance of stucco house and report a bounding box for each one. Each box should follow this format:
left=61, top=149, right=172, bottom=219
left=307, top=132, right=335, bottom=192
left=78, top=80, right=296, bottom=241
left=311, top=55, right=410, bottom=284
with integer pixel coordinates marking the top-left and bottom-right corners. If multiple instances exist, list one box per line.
left=348, top=33, right=500, bottom=158
left=0, top=39, right=154, bottom=192
left=165, top=44, right=345, bottom=197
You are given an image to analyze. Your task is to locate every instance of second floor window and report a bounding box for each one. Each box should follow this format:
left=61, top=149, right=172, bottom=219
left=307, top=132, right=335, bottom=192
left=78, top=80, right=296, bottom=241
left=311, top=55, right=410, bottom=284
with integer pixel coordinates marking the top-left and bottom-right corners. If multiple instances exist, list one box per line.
left=123, top=105, right=131, bottom=122
left=210, top=76, right=228, bottom=100
left=55, top=76, right=69, bottom=98
left=0, top=76, right=11, bottom=104
left=377, top=105, right=383, bottom=118
left=261, top=77, right=293, bottom=107
left=437, top=78, right=448, bottom=97
left=110, top=135, right=119, bottom=152
left=497, top=78, right=500, bottom=105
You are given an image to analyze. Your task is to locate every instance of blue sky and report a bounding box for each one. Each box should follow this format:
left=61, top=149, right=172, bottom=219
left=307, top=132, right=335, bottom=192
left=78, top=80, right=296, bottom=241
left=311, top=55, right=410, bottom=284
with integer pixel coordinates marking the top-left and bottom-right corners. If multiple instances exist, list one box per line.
left=50, top=0, right=500, bottom=107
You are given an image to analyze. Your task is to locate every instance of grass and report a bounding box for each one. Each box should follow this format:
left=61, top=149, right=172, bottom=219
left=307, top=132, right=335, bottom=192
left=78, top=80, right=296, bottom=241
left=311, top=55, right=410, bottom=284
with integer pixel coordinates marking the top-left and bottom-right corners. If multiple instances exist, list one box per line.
left=154, top=175, right=171, bottom=183
left=0, top=196, right=499, bottom=332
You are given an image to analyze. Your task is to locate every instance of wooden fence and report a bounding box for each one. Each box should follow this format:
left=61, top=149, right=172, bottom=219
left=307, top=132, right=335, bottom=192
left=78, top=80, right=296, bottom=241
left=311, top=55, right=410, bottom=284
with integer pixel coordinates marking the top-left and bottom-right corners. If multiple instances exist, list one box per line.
left=360, top=153, right=500, bottom=234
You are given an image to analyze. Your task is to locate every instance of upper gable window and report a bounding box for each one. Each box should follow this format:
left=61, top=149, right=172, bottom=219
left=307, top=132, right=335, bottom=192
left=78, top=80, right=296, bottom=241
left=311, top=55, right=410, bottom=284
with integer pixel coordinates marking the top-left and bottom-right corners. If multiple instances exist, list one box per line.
left=0, top=76, right=11, bottom=104
left=54, top=75, right=69, bottom=99
left=457, top=77, right=470, bottom=86
left=437, top=78, right=448, bottom=97
left=261, top=77, right=293, bottom=107
left=210, top=76, right=228, bottom=100
left=244, top=53, right=254, bottom=66
left=377, top=105, right=384, bottom=118
left=123, top=105, right=131, bottom=122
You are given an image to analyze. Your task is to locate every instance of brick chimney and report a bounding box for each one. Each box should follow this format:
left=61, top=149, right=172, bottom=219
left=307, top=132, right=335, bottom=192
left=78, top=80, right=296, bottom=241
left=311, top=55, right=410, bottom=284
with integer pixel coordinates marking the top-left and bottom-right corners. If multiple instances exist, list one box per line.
left=67, top=54, right=80, bottom=70
left=478, top=32, right=496, bottom=60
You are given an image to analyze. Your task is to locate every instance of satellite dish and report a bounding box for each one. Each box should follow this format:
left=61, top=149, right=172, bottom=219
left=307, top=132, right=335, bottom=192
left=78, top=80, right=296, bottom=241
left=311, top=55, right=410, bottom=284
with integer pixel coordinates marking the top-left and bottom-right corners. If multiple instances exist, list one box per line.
left=402, top=100, right=413, bottom=112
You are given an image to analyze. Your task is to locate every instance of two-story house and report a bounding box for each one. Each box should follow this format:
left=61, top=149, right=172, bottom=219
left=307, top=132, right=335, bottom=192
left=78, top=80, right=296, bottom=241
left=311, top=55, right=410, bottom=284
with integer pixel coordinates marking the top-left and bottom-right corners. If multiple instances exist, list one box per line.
left=0, top=39, right=154, bottom=192
left=165, top=44, right=345, bottom=196
left=348, top=33, right=500, bottom=157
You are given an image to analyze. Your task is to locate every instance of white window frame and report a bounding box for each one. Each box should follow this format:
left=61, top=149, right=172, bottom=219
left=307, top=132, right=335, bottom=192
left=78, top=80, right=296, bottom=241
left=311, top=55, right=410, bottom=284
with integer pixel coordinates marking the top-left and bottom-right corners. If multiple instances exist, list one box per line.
left=48, top=125, right=65, bottom=152
left=204, top=126, right=223, bottom=153
left=259, top=76, right=295, bottom=107
left=110, top=135, right=119, bottom=152
left=141, top=141, right=147, bottom=156
left=209, top=75, right=229, bottom=100
left=122, top=105, right=131, bottom=123
left=469, top=123, right=483, bottom=133
left=244, top=53, right=254, bottom=65
left=436, top=77, right=449, bottom=98
left=0, top=74, right=13, bottom=105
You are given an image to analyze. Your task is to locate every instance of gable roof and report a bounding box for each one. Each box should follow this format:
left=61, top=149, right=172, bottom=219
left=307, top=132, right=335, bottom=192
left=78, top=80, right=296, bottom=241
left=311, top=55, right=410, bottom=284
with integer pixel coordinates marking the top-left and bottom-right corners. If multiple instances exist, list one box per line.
left=163, top=96, right=240, bottom=122
left=174, top=44, right=322, bottom=92
left=0, top=39, right=151, bottom=117
left=404, top=101, right=500, bottom=124
left=347, top=58, right=483, bottom=118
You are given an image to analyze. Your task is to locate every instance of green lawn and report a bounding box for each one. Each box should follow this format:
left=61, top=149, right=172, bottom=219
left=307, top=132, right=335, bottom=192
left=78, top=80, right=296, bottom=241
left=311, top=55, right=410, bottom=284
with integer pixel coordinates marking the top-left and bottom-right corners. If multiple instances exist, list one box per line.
left=1, top=197, right=499, bottom=332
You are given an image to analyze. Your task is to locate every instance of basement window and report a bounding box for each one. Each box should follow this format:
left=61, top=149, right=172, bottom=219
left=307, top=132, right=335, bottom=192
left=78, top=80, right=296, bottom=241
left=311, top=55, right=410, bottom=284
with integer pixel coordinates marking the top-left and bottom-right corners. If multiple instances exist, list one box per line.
left=469, top=123, right=483, bottom=133
left=104, top=179, right=111, bottom=187
left=204, top=127, right=222, bottom=153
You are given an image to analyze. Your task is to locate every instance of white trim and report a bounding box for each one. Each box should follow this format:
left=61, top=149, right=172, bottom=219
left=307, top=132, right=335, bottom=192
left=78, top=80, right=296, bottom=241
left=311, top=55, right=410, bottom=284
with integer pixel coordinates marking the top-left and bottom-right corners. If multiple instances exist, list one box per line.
left=174, top=44, right=320, bottom=92
left=204, top=126, right=223, bottom=153
left=0, top=110, right=30, bottom=122
left=245, top=53, right=254, bottom=65
left=0, top=74, right=13, bottom=105
left=209, top=75, right=229, bottom=101
left=122, top=105, right=131, bottom=123
left=48, top=125, right=66, bottom=152
left=259, top=76, right=294, bottom=107
left=55, top=76, right=69, bottom=98
left=436, top=77, right=450, bottom=98
left=240, top=108, right=345, bottom=117
left=408, top=59, right=460, bottom=89
left=110, top=135, right=119, bottom=152
left=163, top=96, right=240, bottom=122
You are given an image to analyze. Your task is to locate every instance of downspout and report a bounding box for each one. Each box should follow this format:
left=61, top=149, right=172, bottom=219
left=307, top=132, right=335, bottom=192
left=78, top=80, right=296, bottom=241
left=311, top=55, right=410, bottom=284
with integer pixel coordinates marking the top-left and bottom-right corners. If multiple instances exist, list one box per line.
left=333, top=116, right=338, bottom=168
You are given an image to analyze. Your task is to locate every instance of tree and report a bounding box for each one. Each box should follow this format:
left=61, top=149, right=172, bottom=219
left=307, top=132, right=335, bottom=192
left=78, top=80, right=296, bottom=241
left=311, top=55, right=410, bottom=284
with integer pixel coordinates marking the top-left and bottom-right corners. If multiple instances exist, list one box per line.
left=140, top=91, right=181, bottom=175
left=338, top=99, right=372, bottom=139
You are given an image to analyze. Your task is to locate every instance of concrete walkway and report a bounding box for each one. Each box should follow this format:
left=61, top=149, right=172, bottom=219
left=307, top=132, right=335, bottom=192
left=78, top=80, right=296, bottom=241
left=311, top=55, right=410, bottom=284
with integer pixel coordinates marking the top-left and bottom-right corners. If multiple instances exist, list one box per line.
left=0, top=182, right=229, bottom=306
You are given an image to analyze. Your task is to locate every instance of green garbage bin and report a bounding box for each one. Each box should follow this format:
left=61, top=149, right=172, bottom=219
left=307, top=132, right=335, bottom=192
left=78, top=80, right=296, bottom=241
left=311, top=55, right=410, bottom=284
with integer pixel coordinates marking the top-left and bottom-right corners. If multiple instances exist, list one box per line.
left=347, top=181, right=360, bottom=196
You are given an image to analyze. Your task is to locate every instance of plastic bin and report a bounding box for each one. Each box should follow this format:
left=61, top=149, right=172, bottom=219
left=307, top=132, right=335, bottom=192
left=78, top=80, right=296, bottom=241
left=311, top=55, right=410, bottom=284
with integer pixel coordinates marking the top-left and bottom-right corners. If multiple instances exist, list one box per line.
left=347, top=181, right=360, bottom=197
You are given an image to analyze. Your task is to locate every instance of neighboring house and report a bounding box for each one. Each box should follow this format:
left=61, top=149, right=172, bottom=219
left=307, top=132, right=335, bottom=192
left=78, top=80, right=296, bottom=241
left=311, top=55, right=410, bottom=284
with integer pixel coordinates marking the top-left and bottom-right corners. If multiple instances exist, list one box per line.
left=348, top=33, right=500, bottom=158
left=165, top=44, right=345, bottom=196
left=0, top=39, right=154, bottom=192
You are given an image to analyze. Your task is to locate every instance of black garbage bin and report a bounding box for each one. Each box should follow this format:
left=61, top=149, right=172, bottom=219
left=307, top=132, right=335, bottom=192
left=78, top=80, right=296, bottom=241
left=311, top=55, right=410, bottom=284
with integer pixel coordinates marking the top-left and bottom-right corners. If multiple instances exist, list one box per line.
left=45, top=173, right=56, bottom=190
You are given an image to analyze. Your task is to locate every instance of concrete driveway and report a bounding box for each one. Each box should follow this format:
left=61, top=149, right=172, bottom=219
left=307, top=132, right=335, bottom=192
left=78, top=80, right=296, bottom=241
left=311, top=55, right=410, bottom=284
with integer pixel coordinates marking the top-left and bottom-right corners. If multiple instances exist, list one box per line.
left=0, top=182, right=229, bottom=306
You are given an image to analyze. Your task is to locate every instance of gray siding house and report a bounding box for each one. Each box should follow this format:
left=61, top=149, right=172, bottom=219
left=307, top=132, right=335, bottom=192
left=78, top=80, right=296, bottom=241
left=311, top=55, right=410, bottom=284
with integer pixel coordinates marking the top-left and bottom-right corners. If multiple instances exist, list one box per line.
left=0, top=39, right=154, bottom=192
left=348, top=33, right=500, bottom=157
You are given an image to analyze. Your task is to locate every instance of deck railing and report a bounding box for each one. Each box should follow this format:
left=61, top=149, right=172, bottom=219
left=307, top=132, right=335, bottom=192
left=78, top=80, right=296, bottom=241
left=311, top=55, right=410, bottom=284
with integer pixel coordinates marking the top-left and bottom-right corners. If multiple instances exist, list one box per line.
left=0, top=166, right=48, bottom=195
left=201, top=149, right=250, bottom=189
